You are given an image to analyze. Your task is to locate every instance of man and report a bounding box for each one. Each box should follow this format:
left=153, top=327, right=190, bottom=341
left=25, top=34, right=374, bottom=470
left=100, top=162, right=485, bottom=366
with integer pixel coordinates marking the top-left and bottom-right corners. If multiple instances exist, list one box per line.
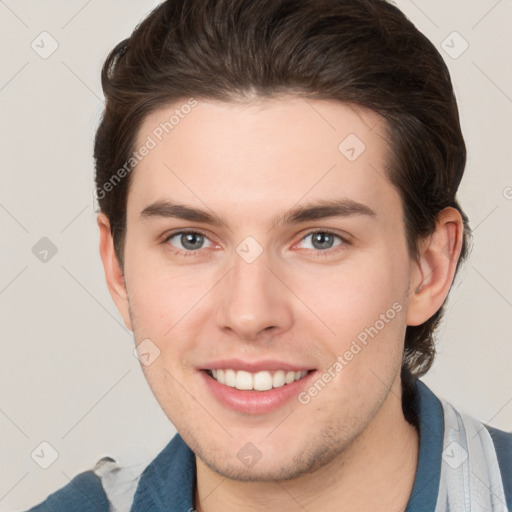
left=28, top=0, right=512, bottom=510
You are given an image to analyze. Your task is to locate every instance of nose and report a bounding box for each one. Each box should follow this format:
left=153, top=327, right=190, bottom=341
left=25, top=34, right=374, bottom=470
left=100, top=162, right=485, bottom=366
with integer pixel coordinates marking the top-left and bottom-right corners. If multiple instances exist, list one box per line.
left=215, top=249, right=293, bottom=341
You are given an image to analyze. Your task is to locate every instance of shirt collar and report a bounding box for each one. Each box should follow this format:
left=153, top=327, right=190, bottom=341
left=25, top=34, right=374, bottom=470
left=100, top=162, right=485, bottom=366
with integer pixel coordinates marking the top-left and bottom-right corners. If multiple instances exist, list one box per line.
left=405, top=380, right=444, bottom=512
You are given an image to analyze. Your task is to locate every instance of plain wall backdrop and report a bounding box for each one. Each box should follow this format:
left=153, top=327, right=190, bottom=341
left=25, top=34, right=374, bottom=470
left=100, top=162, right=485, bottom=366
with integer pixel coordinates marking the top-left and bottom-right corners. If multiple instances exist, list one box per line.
left=1, top=0, right=511, bottom=510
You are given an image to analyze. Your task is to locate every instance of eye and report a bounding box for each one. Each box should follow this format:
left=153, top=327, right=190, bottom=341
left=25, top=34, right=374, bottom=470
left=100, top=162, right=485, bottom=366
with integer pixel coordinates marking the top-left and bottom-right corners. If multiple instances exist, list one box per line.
left=298, top=231, right=344, bottom=251
left=165, top=231, right=214, bottom=251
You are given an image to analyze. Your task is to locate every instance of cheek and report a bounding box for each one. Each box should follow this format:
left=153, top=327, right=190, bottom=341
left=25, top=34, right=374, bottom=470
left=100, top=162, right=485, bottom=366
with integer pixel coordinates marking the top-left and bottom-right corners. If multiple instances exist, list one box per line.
left=295, top=256, right=408, bottom=337
left=125, top=255, right=216, bottom=405
left=288, top=252, right=410, bottom=394
left=125, top=247, right=213, bottom=339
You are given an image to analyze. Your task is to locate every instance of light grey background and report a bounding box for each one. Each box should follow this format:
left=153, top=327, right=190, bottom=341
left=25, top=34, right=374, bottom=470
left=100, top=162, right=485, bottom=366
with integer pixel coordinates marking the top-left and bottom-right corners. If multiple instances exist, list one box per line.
left=1, top=1, right=511, bottom=510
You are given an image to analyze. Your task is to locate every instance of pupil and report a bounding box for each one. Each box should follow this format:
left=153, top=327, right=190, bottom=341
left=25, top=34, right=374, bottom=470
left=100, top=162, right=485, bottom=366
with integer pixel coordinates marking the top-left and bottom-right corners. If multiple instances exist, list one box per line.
left=182, top=233, right=203, bottom=249
left=312, top=233, right=333, bottom=250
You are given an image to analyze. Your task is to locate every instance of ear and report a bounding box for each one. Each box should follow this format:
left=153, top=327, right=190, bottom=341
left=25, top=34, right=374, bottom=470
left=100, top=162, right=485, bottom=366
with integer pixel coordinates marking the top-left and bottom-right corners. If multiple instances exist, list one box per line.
left=406, top=207, right=464, bottom=326
left=97, top=213, right=133, bottom=331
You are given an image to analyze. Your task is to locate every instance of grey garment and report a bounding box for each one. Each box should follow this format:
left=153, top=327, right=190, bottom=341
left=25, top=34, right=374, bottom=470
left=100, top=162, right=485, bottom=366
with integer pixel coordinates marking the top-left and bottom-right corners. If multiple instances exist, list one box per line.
left=435, top=399, right=507, bottom=512
left=93, top=457, right=146, bottom=512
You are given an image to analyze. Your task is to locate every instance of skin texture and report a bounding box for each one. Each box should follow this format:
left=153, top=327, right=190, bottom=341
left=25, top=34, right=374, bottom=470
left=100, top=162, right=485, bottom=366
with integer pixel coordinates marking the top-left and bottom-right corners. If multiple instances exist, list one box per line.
left=98, top=97, right=463, bottom=511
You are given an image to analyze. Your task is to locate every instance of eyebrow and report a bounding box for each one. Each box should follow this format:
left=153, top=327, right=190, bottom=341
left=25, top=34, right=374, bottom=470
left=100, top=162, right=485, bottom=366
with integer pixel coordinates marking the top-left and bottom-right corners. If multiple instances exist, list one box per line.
left=274, top=199, right=376, bottom=228
left=140, top=201, right=224, bottom=225
left=139, top=198, right=376, bottom=228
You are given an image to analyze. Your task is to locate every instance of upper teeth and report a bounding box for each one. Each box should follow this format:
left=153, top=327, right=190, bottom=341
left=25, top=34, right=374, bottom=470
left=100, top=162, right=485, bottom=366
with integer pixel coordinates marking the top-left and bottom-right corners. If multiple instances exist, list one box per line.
left=211, top=369, right=308, bottom=391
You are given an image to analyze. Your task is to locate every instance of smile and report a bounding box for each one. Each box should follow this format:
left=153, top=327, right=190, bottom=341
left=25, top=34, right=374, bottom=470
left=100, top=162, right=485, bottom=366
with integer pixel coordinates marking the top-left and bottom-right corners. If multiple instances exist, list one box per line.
left=207, top=369, right=309, bottom=391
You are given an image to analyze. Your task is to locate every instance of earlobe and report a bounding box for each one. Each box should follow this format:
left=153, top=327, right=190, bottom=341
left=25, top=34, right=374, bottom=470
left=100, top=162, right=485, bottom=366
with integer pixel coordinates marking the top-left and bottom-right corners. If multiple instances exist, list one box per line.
left=97, top=213, right=133, bottom=331
left=406, top=207, right=464, bottom=326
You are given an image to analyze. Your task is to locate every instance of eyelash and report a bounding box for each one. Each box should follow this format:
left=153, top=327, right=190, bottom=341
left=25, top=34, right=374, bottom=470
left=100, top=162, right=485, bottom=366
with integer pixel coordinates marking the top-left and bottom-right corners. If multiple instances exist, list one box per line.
left=162, top=229, right=213, bottom=258
left=296, top=229, right=350, bottom=257
left=162, top=229, right=350, bottom=258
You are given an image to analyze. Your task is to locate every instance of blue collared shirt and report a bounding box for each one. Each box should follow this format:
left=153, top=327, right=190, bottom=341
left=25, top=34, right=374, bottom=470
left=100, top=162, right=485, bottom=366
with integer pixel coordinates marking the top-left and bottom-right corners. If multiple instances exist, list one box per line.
left=26, top=381, right=512, bottom=512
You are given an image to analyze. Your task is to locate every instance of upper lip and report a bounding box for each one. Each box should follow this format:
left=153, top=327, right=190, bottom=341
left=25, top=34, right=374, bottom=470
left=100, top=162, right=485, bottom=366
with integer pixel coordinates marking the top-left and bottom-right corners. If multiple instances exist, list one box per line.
left=200, top=359, right=314, bottom=373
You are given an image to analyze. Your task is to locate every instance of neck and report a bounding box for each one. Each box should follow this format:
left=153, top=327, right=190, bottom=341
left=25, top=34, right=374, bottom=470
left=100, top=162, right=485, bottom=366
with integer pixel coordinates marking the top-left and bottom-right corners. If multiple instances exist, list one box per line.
left=195, top=377, right=419, bottom=512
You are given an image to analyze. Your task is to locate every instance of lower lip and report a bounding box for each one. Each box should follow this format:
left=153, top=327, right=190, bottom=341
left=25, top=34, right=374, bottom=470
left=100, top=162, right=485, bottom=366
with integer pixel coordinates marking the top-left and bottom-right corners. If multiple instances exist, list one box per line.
left=200, top=370, right=316, bottom=415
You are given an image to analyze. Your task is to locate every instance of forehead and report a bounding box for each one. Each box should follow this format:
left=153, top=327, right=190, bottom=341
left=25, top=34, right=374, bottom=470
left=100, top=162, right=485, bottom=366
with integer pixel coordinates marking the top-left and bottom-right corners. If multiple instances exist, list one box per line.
left=128, top=97, right=399, bottom=225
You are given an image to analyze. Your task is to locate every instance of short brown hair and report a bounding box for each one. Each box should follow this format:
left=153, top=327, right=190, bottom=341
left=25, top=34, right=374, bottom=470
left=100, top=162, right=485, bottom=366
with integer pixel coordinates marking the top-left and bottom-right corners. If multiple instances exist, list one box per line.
left=94, top=0, right=471, bottom=408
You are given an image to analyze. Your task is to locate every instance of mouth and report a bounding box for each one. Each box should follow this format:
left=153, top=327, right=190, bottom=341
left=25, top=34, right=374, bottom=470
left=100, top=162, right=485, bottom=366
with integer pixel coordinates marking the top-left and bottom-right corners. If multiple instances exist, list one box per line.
left=199, top=362, right=316, bottom=414
left=205, top=368, right=310, bottom=391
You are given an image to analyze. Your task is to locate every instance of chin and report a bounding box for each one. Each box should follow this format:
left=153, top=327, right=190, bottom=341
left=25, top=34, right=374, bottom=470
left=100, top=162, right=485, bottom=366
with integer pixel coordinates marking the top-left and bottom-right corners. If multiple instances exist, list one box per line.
left=193, top=432, right=352, bottom=483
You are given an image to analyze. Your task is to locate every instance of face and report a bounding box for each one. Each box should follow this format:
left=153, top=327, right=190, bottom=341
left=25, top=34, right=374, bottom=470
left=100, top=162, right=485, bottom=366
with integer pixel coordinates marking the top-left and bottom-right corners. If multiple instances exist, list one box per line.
left=114, top=97, right=419, bottom=481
